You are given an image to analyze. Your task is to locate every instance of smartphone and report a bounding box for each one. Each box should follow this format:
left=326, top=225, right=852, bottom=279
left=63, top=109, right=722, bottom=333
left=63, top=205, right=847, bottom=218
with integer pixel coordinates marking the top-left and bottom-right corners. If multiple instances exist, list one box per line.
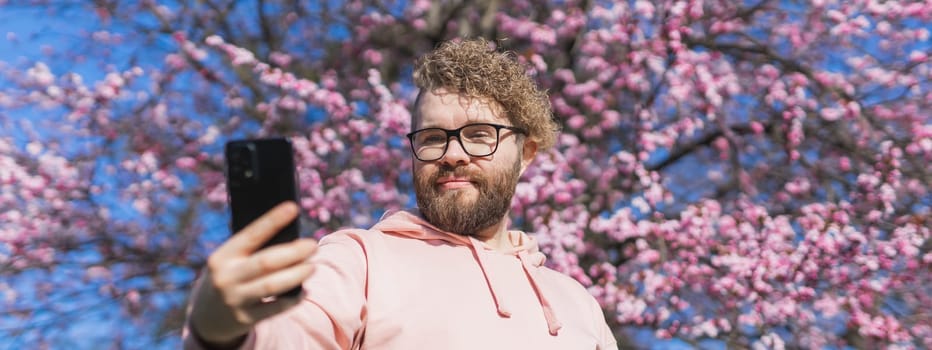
left=225, top=137, right=302, bottom=298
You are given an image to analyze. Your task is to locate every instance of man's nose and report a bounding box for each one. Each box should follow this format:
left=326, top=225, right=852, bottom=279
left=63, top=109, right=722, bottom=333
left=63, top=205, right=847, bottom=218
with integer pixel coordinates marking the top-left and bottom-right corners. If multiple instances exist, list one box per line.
left=439, top=137, right=470, bottom=166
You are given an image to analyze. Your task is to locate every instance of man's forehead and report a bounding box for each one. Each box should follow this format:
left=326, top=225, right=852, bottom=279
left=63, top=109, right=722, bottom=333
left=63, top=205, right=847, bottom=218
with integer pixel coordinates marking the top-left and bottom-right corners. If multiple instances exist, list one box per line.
left=413, top=88, right=507, bottom=127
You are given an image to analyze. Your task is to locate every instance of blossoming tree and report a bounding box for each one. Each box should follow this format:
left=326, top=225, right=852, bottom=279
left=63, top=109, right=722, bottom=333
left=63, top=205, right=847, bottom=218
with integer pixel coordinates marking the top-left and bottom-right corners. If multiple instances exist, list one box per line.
left=1, top=0, right=929, bottom=348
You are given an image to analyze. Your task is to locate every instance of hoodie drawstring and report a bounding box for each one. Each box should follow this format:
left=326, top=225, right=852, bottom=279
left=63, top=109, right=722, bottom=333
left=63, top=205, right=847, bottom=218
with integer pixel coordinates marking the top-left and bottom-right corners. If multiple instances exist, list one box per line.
left=468, top=237, right=512, bottom=318
left=517, top=250, right=562, bottom=335
left=467, top=237, right=562, bottom=335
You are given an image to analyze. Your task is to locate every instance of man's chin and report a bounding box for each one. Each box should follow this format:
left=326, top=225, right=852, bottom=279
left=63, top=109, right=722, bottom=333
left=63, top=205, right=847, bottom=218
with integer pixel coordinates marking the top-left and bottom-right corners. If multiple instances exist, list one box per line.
left=435, top=183, right=478, bottom=196
left=440, top=188, right=480, bottom=203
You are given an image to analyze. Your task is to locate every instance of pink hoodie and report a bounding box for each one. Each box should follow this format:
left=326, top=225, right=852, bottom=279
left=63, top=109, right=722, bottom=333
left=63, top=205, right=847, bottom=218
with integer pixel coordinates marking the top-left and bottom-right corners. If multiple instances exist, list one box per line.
left=184, top=210, right=618, bottom=349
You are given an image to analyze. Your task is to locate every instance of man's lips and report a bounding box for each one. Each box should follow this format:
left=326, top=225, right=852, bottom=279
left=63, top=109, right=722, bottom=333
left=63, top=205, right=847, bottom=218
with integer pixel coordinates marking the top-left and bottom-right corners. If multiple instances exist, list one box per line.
left=436, top=177, right=475, bottom=189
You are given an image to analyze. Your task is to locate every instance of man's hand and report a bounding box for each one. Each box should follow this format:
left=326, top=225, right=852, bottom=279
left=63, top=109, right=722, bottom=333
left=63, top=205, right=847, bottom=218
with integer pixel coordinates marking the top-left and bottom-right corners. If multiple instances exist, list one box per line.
left=188, top=201, right=318, bottom=346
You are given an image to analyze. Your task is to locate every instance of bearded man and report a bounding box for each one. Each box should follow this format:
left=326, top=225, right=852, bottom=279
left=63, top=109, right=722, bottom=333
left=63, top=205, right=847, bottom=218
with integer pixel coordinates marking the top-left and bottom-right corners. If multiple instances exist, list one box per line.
left=184, top=38, right=618, bottom=350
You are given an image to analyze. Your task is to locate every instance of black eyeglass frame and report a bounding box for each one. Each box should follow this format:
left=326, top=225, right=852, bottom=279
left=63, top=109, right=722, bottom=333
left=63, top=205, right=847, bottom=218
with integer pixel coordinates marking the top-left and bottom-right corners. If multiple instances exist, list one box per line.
left=406, top=123, right=527, bottom=161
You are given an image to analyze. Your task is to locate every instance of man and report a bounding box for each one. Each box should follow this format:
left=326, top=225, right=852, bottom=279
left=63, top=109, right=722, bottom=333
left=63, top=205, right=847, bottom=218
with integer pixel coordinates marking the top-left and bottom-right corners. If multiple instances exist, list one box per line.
left=184, top=38, right=618, bottom=349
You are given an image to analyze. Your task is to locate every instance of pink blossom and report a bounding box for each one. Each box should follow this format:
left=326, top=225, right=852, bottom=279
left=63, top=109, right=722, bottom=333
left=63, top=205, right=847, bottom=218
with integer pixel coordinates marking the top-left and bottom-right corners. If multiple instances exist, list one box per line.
left=528, top=54, right=547, bottom=72
left=634, top=0, right=655, bottom=19
left=230, top=46, right=257, bottom=66
left=753, top=332, right=786, bottom=350
left=205, top=35, right=224, bottom=46
left=85, top=266, right=112, bottom=280
left=164, top=53, right=186, bottom=69
left=26, top=62, right=55, bottom=86
left=363, top=49, right=383, bottom=65
left=566, top=115, right=586, bottom=129
left=198, top=126, right=220, bottom=145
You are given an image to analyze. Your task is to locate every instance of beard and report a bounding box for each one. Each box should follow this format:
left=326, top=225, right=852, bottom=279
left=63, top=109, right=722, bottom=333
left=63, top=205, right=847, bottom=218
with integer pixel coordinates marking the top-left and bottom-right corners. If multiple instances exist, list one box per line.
left=415, top=159, right=521, bottom=236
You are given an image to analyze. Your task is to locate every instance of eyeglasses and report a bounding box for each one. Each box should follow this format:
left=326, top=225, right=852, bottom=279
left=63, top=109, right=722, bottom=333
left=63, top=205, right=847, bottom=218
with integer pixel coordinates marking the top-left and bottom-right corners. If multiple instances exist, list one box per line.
left=406, top=123, right=527, bottom=162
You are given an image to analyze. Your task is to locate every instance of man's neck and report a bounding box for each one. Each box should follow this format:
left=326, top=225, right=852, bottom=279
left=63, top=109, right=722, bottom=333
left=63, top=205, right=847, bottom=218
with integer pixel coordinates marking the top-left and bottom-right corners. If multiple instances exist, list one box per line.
left=472, top=218, right=512, bottom=252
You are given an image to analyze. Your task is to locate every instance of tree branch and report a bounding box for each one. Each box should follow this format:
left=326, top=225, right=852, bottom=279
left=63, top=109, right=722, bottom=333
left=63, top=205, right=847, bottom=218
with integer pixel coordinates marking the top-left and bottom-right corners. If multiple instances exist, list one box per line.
left=646, top=122, right=774, bottom=172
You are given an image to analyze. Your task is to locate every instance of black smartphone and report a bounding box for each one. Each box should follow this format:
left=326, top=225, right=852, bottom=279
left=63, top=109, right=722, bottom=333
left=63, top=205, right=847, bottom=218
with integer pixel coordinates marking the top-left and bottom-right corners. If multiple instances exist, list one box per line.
left=225, top=137, right=302, bottom=298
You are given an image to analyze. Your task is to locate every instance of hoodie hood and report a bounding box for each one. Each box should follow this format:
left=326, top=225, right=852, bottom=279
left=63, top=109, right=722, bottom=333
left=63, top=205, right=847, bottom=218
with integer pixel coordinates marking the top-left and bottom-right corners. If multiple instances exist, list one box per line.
left=371, top=209, right=563, bottom=335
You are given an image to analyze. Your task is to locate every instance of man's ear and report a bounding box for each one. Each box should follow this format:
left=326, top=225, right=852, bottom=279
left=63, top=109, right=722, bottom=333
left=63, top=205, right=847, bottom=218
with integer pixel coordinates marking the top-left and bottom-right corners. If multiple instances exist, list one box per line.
left=519, top=138, right=538, bottom=174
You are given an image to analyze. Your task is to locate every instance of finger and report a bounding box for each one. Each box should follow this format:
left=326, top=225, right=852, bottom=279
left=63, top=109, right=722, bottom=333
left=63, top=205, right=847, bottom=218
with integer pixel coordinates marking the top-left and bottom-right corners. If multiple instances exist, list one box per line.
left=215, top=201, right=300, bottom=259
left=233, top=262, right=316, bottom=304
left=229, top=238, right=318, bottom=283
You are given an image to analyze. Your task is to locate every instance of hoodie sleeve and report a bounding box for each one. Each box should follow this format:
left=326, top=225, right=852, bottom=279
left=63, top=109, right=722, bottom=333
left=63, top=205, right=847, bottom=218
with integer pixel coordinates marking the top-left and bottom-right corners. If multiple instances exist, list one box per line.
left=592, top=297, right=619, bottom=350
left=183, top=230, right=370, bottom=350
left=597, top=319, right=618, bottom=350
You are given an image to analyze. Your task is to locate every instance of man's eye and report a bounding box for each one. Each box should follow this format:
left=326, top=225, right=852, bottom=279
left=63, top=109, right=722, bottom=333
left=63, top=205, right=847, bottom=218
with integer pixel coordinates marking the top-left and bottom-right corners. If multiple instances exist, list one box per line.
left=420, top=134, right=446, bottom=144
left=465, top=130, right=494, bottom=139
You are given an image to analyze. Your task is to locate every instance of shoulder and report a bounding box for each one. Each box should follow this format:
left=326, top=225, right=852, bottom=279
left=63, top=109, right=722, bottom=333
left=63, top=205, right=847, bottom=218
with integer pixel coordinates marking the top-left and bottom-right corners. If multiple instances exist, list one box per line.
left=312, top=228, right=385, bottom=267
left=537, top=266, right=595, bottom=298
left=318, top=227, right=415, bottom=249
left=316, top=228, right=425, bottom=263
left=536, top=266, right=617, bottom=346
left=318, top=228, right=376, bottom=245
left=536, top=265, right=606, bottom=316
left=539, top=265, right=589, bottom=294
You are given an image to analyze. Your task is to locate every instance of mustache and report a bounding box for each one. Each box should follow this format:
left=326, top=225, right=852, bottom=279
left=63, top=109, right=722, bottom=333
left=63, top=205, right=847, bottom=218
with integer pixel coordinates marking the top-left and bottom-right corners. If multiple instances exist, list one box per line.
left=431, top=164, right=486, bottom=184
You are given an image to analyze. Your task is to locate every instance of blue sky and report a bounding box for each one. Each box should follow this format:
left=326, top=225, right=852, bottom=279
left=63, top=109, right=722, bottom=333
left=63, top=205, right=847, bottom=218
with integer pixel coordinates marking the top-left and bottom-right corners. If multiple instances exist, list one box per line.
left=0, top=5, right=184, bottom=348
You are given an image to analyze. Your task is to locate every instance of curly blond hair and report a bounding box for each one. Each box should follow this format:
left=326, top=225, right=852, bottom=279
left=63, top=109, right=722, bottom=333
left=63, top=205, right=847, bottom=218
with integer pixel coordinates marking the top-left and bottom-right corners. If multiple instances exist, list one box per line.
left=412, top=38, right=559, bottom=151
